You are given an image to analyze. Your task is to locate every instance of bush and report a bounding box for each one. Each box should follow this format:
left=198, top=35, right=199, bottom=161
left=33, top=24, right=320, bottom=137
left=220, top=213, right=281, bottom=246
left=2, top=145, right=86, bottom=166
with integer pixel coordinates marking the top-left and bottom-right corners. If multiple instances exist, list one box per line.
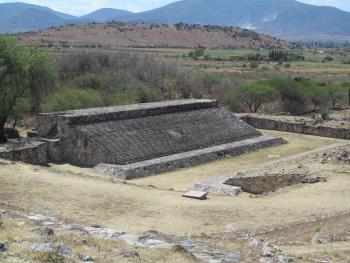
left=266, top=78, right=309, bottom=113
left=319, top=105, right=330, bottom=120
left=228, top=82, right=278, bottom=113
left=138, top=85, right=161, bottom=103
left=42, top=88, right=103, bottom=112
left=249, top=61, right=259, bottom=68
left=74, top=73, right=104, bottom=90
left=106, top=89, right=140, bottom=106
left=305, top=84, right=329, bottom=111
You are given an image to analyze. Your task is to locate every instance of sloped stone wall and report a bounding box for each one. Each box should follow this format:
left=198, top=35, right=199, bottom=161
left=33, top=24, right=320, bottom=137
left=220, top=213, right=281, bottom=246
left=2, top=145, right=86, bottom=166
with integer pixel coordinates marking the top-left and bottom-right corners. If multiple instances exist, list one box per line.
left=78, top=107, right=261, bottom=165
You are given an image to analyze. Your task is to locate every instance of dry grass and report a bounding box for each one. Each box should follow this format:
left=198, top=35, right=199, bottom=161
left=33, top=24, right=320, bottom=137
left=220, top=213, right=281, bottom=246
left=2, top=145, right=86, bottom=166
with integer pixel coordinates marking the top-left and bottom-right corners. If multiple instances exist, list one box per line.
left=0, top=131, right=349, bottom=239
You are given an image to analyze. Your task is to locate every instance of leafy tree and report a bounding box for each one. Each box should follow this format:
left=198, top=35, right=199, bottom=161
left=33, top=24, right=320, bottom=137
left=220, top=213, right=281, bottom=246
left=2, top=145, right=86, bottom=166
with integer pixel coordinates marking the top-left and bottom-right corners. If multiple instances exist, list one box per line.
left=10, top=98, right=31, bottom=128
left=328, top=84, right=345, bottom=109
left=28, top=50, right=57, bottom=112
left=267, top=78, right=309, bottom=114
left=305, top=84, right=329, bottom=111
left=188, top=48, right=205, bottom=59
left=239, top=82, right=278, bottom=113
left=0, top=36, right=56, bottom=143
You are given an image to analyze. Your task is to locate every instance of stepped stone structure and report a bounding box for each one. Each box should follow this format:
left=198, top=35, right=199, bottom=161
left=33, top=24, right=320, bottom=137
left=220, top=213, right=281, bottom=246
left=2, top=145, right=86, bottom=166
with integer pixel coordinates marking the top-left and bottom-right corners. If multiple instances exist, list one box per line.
left=37, top=99, right=285, bottom=179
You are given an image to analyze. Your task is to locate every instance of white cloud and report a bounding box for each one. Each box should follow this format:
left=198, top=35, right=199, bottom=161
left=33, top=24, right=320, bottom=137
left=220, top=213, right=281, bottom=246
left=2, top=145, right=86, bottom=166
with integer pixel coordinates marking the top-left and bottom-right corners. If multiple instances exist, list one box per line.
left=297, top=0, right=350, bottom=11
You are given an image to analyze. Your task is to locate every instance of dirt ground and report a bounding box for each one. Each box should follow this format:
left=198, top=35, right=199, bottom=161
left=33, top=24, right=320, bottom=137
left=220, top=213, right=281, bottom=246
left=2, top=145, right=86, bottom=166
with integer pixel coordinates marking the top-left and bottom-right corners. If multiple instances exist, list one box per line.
left=1, top=130, right=350, bottom=262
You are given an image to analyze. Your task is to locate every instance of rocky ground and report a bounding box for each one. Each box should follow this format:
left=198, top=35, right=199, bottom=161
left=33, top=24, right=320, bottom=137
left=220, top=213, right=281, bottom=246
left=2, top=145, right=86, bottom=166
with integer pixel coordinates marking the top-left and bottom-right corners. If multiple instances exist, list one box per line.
left=0, top=209, right=302, bottom=263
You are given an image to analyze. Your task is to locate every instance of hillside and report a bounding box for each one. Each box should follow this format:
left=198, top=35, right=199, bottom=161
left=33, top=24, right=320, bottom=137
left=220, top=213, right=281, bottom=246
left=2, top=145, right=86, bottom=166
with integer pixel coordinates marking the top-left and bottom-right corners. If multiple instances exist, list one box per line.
left=18, top=22, right=289, bottom=49
left=119, top=0, right=350, bottom=40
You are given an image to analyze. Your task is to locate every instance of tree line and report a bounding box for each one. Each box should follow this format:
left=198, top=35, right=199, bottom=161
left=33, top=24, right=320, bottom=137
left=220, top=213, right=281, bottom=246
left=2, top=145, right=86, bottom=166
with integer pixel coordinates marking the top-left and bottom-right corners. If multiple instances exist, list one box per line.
left=226, top=78, right=348, bottom=115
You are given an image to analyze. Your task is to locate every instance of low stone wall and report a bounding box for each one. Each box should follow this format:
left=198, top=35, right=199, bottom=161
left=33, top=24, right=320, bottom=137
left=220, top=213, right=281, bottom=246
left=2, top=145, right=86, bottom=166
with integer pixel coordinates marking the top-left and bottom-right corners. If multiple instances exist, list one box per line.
left=95, top=136, right=286, bottom=180
left=224, top=173, right=307, bottom=194
left=0, top=140, right=47, bottom=165
left=239, top=115, right=350, bottom=140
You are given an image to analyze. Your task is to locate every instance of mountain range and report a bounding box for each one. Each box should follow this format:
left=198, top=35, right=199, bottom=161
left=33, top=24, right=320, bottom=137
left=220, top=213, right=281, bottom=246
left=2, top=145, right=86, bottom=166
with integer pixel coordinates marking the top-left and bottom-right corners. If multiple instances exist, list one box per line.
left=1, top=0, right=350, bottom=40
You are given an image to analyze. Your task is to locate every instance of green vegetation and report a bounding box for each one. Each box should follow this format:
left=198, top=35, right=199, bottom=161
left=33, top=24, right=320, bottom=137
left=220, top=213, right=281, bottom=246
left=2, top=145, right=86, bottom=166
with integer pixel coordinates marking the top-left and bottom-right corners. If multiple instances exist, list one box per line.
left=268, top=50, right=304, bottom=62
left=0, top=36, right=56, bottom=143
left=42, top=88, right=103, bottom=112
left=227, top=77, right=348, bottom=114
left=2, top=37, right=350, bottom=143
left=188, top=47, right=205, bottom=59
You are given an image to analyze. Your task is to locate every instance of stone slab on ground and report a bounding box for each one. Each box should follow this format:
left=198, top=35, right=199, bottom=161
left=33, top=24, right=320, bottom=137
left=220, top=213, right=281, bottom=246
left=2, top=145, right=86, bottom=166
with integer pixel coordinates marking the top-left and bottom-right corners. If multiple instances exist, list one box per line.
left=183, top=190, right=208, bottom=200
left=94, top=135, right=286, bottom=180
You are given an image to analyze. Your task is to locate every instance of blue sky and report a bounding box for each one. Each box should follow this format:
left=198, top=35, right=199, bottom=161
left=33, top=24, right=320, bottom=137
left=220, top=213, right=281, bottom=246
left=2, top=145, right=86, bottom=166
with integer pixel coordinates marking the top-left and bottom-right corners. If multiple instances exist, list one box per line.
left=0, top=0, right=349, bottom=15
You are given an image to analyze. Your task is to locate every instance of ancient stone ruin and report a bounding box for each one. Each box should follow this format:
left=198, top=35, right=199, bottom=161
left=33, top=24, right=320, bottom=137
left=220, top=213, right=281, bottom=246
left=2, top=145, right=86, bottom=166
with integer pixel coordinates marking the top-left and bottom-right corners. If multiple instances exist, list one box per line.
left=33, top=100, right=285, bottom=179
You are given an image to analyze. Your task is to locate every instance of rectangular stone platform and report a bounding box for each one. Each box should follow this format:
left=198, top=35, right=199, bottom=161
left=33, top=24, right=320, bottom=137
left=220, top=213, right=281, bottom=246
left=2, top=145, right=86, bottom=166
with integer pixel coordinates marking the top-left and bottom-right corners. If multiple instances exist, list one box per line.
left=94, top=136, right=286, bottom=180
left=0, top=139, right=47, bottom=165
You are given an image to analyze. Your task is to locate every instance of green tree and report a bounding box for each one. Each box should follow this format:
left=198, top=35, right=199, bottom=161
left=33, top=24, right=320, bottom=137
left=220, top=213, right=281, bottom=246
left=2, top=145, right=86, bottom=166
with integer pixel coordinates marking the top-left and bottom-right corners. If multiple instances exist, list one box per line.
left=0, top=36, right=56, bottom=143
left=305, top=84, right=329, bottom=111
left=188, top=48, right=205, bottom=59
left=28, top=50, right=57, bottom=112
left=328, top=84, right=345, bottom=110
left=240, top=82, right=278, bottom=113
left=268, top=78, right=309, bottom=114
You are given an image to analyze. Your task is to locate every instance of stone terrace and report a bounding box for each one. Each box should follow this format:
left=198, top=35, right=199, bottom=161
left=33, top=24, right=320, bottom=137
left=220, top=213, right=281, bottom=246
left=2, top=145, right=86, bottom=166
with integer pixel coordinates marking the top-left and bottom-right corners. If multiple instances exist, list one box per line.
left=36, top=100, right=285, bottom=179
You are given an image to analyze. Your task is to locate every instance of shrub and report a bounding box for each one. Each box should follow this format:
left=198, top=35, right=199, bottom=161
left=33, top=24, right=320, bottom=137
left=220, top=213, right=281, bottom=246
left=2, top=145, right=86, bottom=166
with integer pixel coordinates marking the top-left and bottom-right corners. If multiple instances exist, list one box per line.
left=305, top=84, right=329, bottom=111
left=320, top=104, right=330, bottom=120
left=240, top=82, right=278, bottom=112
left=42, top=88, right=103, bottom=112
left=74, top=73, right=105, bottom=90
left=249, top=61, right=259, bottom=68
left=267, top=78, right=309, bottom=113
left=106, top=89, right=140, bottom=106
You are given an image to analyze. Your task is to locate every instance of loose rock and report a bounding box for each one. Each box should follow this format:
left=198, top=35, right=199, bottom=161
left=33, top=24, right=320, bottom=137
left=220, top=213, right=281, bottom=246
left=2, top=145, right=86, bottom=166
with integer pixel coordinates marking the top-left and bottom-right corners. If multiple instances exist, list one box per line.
left=115, top=248, right=140, bottom=258
left=0, top=243, right=7, bottom=252
left=79, top=254, right=95, bottom=262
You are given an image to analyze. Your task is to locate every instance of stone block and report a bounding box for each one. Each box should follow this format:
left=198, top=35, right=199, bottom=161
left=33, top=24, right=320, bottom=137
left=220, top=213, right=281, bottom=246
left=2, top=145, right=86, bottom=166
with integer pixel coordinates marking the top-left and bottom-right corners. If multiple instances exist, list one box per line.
left=183, top=191, right=208, bottom=200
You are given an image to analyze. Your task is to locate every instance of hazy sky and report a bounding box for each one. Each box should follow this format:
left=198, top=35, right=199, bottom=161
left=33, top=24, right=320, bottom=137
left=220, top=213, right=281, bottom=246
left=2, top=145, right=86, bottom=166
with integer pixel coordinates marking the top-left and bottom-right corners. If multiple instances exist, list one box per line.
left=0, top=0, right=349, bottom=15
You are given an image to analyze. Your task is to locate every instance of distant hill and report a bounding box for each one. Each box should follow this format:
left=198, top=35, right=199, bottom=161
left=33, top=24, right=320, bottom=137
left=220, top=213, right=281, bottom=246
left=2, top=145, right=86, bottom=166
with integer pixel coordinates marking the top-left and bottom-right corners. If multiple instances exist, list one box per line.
left=1, top=9, right=68, bottom=33
left=2, top=1, right=350, bottom=40
left=0, top=3, right=131, bottom=33
left=0, top=2, right=78, bottom=33
left=81, top=8, right=134, bottom=23
left=0, top=2, right=76, bottom=22
left=18, top=22, right=289, bottom=49
left=119, top=0, right=350, bottom=40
